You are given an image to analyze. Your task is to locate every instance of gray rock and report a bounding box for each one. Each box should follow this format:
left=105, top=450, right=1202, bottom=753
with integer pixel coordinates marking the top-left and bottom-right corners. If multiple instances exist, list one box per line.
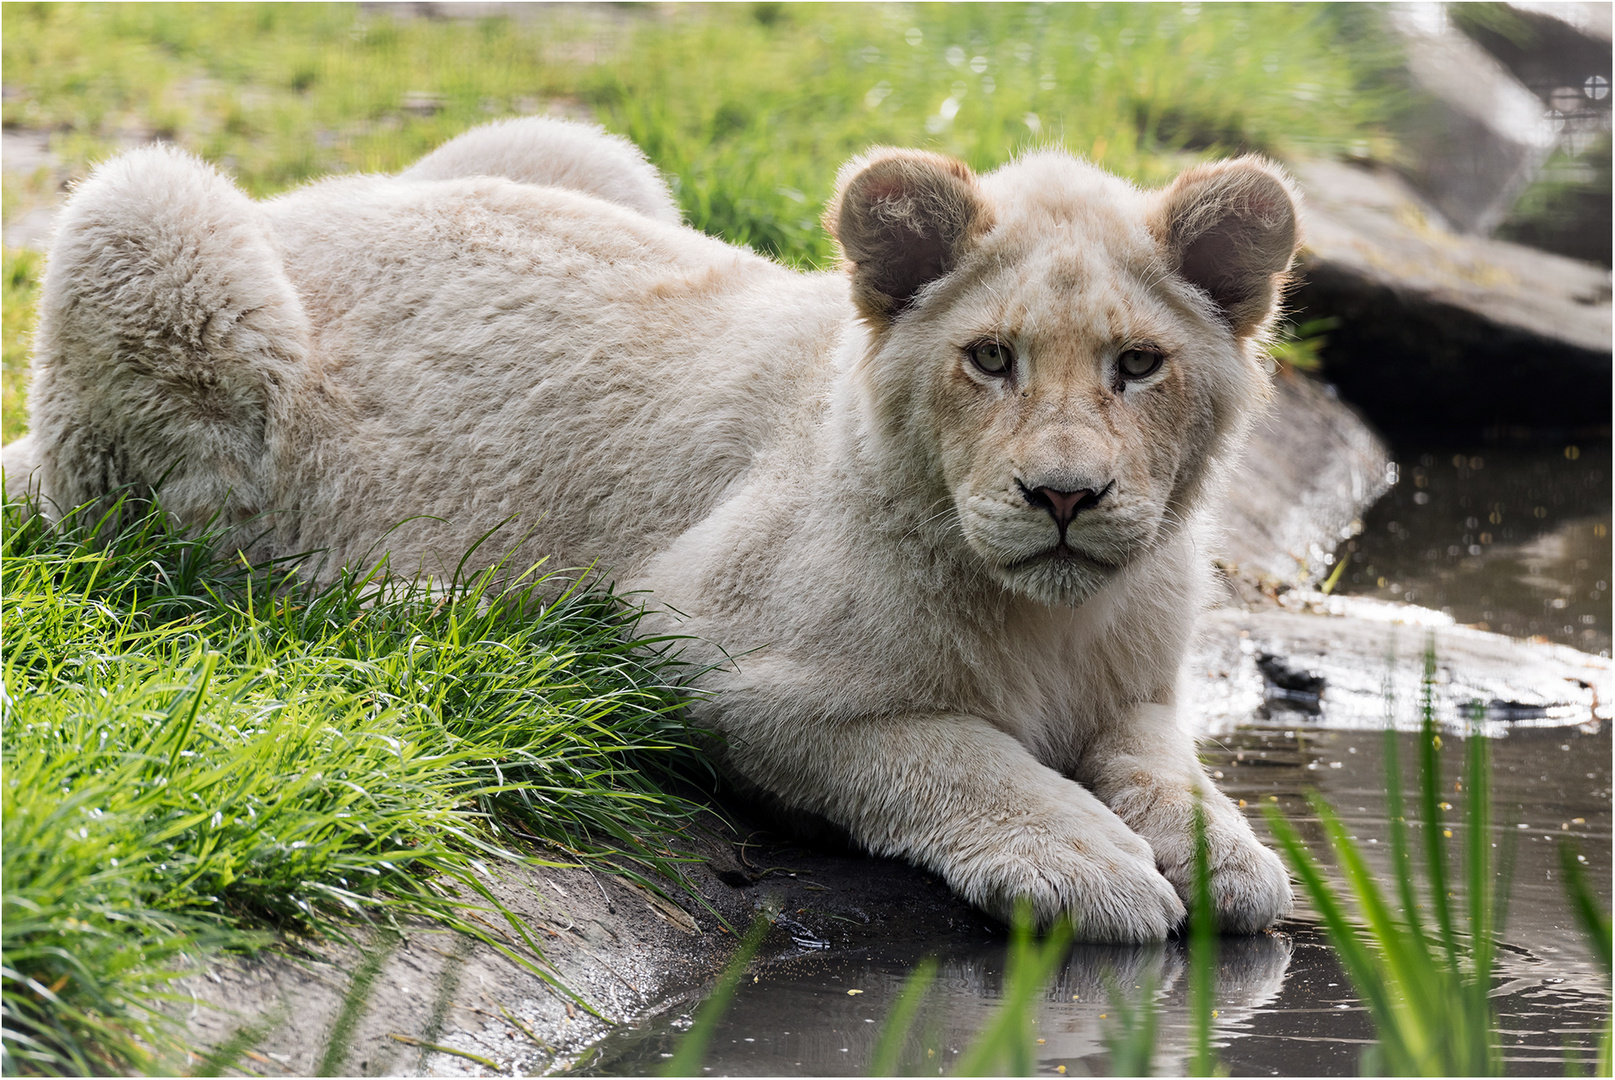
left=1295, top=157, right=1611, bottom=353
left=1287, top=156, right=1611, bottom=433
left=1191, top=593, right=1613, bottom=736
left=1388, top=4, right=1559, bottom=235
left=1217, top=370, right=1390, bottom=589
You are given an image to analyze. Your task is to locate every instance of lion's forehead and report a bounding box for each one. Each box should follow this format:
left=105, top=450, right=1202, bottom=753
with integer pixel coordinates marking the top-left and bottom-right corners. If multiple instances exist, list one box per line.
left=960, top=240, right=1188, bottom=362
left=980, top=150, right=1147, bottom=224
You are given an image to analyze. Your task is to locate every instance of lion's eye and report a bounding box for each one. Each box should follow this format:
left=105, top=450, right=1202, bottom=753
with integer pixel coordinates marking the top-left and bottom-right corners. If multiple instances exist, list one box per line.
left=1118, top=348, right=1163, bottom=380
left=968, top=341, right=1014, bottom=376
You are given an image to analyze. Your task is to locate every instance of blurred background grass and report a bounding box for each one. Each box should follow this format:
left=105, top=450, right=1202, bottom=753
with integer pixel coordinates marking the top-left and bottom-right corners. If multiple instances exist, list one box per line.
left=0, top=1, right=1404, bottom=439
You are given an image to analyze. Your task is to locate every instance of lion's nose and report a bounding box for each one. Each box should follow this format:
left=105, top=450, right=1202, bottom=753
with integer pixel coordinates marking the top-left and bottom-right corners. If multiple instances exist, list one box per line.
left=1018, top=481, right=1111, bottom=534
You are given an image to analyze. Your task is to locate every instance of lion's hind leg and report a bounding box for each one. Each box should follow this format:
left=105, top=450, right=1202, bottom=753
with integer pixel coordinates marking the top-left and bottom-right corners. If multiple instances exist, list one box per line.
left=400, top=117, right=681, bottom=224
left=24, top=145, right=311, bottom=532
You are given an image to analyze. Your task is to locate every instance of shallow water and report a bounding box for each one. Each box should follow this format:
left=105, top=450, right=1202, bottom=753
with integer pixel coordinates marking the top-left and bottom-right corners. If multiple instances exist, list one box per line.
left=584, top=723, right=1610, bottom=1077
left=1334, top=442, right=1611, bottom=656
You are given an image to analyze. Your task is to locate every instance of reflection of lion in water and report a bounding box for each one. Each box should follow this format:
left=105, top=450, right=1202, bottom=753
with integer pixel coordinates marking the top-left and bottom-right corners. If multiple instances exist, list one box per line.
left=4, top=118, right=1299, bottom=941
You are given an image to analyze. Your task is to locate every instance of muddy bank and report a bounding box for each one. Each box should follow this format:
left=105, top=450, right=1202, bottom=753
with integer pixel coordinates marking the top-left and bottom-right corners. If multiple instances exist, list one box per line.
left=176, top=806, right=994, bottom=1075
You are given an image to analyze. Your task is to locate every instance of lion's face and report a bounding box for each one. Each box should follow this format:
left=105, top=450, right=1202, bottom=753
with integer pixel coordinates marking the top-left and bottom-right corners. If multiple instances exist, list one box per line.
left=829, top=150, right=1297, bottom=606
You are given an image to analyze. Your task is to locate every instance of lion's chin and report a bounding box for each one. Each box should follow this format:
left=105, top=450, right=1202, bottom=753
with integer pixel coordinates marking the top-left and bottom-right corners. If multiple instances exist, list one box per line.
left=998, top=547, right=1119, bottom=608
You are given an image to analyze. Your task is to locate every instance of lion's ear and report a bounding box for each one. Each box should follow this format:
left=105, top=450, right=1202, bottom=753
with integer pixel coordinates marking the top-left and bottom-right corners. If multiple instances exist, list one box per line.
left=826, top=148, right=994, bottom=323
left=1149, top=158, right=1300, bottom=338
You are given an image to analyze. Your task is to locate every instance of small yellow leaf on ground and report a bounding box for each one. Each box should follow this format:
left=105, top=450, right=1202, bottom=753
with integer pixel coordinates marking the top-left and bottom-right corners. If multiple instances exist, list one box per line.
left=847, top=989, right=863, bottom=995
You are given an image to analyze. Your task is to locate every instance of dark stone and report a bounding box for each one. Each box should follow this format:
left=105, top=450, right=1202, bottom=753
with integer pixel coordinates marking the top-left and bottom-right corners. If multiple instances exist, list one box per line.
left=1287, top=157, right=1612, bottom=439
left=1451, top=4, right=1612, bottom=108
left=1294, top=260, right=1611, bottom=437
left=1256, top=653, right=1328, bottom=697
left=1217, top=371, right=1389, bottom=589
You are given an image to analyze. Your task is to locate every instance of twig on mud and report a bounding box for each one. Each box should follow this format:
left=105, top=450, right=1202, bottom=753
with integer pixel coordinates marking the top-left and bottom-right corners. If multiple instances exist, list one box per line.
left=387, top=1033, right=500, bottom=1070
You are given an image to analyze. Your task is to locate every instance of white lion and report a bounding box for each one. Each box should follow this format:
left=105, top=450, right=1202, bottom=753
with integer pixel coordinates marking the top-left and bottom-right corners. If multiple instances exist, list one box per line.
left=4, top=117, right=1300, bottom=942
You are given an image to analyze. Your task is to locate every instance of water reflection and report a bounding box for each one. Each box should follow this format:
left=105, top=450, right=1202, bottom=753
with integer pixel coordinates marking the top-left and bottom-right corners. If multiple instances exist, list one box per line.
left=590, top=930, right=1293, bottom=1076
left=584, top=723, right=1610, bottom=1077
left=1335, top=443, right=1612, bottom=655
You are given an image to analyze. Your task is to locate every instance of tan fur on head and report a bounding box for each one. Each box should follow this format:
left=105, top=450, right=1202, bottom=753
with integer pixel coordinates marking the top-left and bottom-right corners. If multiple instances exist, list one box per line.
left=7, top=120, right=1301, bottom=942
left=826, top=149, right=995, bottom=323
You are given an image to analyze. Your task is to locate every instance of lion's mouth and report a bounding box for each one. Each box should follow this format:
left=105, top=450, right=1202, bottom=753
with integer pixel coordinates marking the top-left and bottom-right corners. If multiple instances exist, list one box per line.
left=1006, top=542, right=1121, bottom=573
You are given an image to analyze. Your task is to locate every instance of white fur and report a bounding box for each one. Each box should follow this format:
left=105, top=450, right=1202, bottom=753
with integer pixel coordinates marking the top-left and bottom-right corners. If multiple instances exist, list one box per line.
left=400, top=117, right=681, bottom=225
left=4, top=119, right=1297, bottom=942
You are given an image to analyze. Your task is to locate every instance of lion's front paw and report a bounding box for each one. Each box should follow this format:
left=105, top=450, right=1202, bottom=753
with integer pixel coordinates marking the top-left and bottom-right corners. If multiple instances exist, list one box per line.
left=1203, top=830, right=1292, bottom=934
left=1152, top=807, right=1293, bottom=934
left=951, top=819, right=1187, bottom=944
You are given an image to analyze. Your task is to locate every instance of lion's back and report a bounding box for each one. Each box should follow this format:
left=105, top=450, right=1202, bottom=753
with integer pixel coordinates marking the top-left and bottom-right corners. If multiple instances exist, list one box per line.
left=260, top=175, right=846, bottom=576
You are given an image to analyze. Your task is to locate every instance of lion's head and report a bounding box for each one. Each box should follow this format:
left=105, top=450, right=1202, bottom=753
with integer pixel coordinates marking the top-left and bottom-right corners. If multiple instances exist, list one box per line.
left=827, top=148, right=1300, bottom=607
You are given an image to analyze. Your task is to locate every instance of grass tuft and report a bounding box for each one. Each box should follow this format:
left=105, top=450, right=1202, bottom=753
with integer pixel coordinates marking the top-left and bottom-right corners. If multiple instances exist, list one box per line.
left=1264, top=644, right=1504, bottom=1076
left=866, top=955, right=939, bottom=1077
left=1186, top=801, right=1219, bottom=1077
left=1, top=488, right=714, bottom=1074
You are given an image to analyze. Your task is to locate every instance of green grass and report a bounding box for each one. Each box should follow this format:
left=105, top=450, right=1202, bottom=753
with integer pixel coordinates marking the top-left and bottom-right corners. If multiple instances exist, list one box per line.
left=1, top=246, right=39, bottom=441
left=1, top=490, right=714, bottom=1074
left=1265, top=650, right=1517, bottom=1076
left=1, top=4, right=1397, bottom=215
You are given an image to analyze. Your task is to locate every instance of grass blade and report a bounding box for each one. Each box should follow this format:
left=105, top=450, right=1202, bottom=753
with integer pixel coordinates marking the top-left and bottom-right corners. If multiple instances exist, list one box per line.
left=1101, top=970, right=1159, bottom=1078
left=868, top=956, right=938, bottom=1077
left=953, top=904, right=1071, bottom=1077
left=315, top=931, right=398, bottom=1077
left=1418, top=644, right=1460, bottom=979
left=1188, top=800, right=1217, bottom=1077
left=661, top=915, right=770, bottom=1077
